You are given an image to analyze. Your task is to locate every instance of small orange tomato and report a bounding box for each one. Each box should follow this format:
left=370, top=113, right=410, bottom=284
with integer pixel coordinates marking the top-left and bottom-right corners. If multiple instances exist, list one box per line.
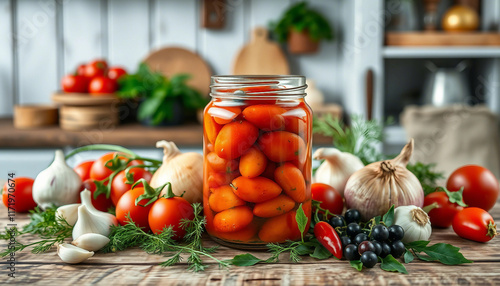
left=207, top=171, right=240, bottom=188
left=261, top=161, right=277, bottom=180
left=213, top=206, right=253, bottom=232
left=209, top=185, right=246, bottom=212
left=239, top=147, right=267, bottom=178
left=274, top=163, right=307, bottom=203
left=258, top=131, right=306, bottom=163
left=214, top=120, right=259, bottom=160
left=208, top=106, right=242, bottom=125
left=253, top=194, right=296, bottom=218
left=211, top=222, right=258, bottom=242
left=207, top=152, right=239, bottom=173
left=242, top=105, right=286, bottom=131
left=258, top=211, right=298, bottom=242
left=231, top=176, right=282, bottom=203
left=204, top=112, right=222, bottom=145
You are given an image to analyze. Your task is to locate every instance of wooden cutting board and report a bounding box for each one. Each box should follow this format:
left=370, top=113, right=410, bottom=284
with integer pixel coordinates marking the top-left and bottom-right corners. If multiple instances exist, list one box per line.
left=143, top=47, right=212, bottom=96
left=232, top=27, right=289, bottom=75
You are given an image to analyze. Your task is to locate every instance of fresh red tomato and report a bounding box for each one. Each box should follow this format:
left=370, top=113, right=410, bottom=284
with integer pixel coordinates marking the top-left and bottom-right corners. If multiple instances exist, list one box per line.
left=81, top=179, right=113, bottom=212
left=89, top=152, right=142, bottom=181
left=424, top=190, right=465, bottom=228
left=111, top=167, right=152, bottom=206
left=149, top=196, right=194, bottom=240
left=311, top=183, right=344, bottom=215
left=314, top=221, right=343, bottom=259
left=74, top=161, right=95, bottom=182
left=2, top=177, right=36, bottom=213
left=115, top=187, right=153, bottom=231
left=76, top=64, right=87, bottom=76
left=61, top=75, right=88, bottom=93
left=89, top=76, right=117, bottom=94
left=447, top=165, right=499, bottom=211
left=452, top=207, right=497, bottom=242
left=84, top=59, right=108, bottom=78
left=107, top=67, right=127, bottom=81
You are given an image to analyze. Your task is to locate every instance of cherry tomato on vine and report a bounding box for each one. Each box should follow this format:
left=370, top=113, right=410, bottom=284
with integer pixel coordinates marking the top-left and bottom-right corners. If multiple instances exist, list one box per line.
left=84, top=59, right=108, bottom=78
left=115, top=187, right=153, bottom=232
left=424, top=190, right=465, bottom=228
left=314, top=221, right=343, bottom=259
left=89, top=76, right=117, bottom=94
left=2, top=177, right=36, bottom=213
left=447, top=165, right=499, bottom=211
left=76, top=64, right=86, bottom=76
left=452, top=207, right=497, bottom=242
left=107, top=67, right=127, bottom=81
left=61, top=75, right=88, bottom=93
left=148, top=196, right=194, bottom=240
left=111, top=167, right=152, bottom=206
left=81, top=179, right=113, bottom=212
left=89, top=152, right=142, bottom=181
left=311, top=183, right=344, bottom=215
left=74, top=160, right=94, bottom=182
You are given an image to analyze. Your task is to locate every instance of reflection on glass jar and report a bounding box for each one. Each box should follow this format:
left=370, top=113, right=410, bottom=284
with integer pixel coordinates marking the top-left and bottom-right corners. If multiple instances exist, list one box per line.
left=203, top=75, right=312, bottom=249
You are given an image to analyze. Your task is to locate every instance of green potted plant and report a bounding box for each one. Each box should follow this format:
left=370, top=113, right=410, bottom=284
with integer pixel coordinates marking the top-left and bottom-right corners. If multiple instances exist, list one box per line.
left=117, top=63, right=207, bottom=126
left=271, top=1, right=334, bottom=54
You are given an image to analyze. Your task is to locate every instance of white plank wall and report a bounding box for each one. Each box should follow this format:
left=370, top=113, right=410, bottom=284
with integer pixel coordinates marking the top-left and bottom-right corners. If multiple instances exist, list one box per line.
left=0, top=0, right=344, bottom=117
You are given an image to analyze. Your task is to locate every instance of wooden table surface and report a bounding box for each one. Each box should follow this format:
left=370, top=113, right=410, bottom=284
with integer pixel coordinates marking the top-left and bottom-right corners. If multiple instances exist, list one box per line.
left=1, top=200, right=499, bottom=286
left=0, top=118, right=333, bottom=148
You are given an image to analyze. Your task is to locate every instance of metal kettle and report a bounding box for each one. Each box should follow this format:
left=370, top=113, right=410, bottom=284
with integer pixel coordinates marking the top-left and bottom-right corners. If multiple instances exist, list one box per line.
left=422, top=61, right=471, bottom=106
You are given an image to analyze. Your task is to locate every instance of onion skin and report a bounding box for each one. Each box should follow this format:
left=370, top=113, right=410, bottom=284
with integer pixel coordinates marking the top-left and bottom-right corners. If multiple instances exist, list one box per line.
left=343, top=139, right=424, bottom=221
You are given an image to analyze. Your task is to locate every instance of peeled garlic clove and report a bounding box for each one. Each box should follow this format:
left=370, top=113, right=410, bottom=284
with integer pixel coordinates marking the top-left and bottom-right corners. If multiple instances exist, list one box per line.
left=72, top=233, right=110, bottom=252
left=56, top=204, right=80, bottom=226
left=72, top=204, right=114, bottom=240
left=57, top=243, right=94, bottom=264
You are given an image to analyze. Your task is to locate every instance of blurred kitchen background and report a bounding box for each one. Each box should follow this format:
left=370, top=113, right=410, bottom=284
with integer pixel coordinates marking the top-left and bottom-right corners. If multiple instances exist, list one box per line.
left=0, top=0, right=499, bottom=178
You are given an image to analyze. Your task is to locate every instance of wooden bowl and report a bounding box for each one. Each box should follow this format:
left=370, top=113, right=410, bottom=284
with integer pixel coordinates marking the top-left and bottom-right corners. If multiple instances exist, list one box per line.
left=59, top=105, right=119, bottom=131
left=52, top=92, right=120, bottom=106
left=14, top=105, right=59, bottom=129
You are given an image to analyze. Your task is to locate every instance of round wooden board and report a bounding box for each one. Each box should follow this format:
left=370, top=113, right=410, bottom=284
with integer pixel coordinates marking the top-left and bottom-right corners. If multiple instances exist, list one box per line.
left=232, top=27, right=289, bottom=75
left=143, top=47, right=212, bottom=96
left=52, top=92, right=120, bottom=106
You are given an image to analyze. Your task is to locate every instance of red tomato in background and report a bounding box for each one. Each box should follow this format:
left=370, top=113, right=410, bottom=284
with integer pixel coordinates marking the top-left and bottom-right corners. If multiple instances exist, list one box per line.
left=61, top=75, right=88, bottom=93
left=447, top=165, right=499, bottom=211
left=89, top=77, right=117, bottom=94
left=149, top=196, right=194, bottom=240
left=311, top=183, right=344, bottom=215
left=115, top=187, right=153, bottom=231
left=76, top=64, right=87, bottom=76
left=111, top=167, right=152, bottom=206
left=84, top=59, right=108, bottom=78
left=74, top=161, right=95, bottom=182
left=2, top=177, right=36, bottom=213
left=81, top=179, right=113, bottom=212
left=424, top=192, right=464, bottom=228
left=452, top=207, right=497, bottom=242
left=107, top=67, right=127, bottom=81
left=89, top=152, right=142, bottom=181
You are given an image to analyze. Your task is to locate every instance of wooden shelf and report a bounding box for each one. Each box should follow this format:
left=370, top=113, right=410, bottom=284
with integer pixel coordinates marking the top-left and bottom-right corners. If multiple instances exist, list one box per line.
left=385, top=32, right=500, bottom=47
left=383, top=47, right=500, bottom=58
left=0, top=118, right=332, bottom=148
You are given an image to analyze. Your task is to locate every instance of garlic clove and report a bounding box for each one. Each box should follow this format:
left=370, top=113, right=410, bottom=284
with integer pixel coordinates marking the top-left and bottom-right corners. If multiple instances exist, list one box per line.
left=80, top=189, right=118, bottom=227
left=56, top=204, right=80, bottom=226
left=57, top=243, right=94, bottom=264
left=73, top=204, right=116, bottom=240
left=72, top=233, right=110, bottom=251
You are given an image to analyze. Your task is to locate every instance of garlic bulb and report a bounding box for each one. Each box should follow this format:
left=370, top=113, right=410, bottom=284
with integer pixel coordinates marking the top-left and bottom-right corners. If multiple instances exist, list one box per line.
left=72, top=233, right=110, bottom=251
left=394, top=205, right=432, bottom=243
left=313, top=148, right=364, bottom=196
left=72, top=189, right=118, bottom=240
left=32, top=150, right=82, bottom=209
left=150, top=141, right=203, bottom=203
left=56, top=204, right=80, bottom=226
left=57, top=243, right=94, bottom=264
left=344, top=139, right=424, bottom=220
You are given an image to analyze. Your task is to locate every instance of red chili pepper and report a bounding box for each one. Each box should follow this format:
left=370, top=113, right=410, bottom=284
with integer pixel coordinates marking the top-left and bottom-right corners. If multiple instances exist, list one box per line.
left=314, top=221, right=343, bottom=259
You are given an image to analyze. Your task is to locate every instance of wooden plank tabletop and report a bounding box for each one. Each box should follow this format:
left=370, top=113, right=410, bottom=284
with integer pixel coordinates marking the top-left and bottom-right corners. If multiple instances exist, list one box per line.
left=0, top=118, right=332, bottom=148
left=1, top=200, right=499, bottom=285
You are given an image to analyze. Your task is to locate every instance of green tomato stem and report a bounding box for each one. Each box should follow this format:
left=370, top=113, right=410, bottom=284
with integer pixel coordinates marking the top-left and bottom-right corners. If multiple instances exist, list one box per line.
left=65, top=144, right=137, bottom=160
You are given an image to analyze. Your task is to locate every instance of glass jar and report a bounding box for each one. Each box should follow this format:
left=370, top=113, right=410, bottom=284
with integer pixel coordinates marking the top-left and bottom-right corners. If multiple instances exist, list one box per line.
left=203, top=75, right=312, bottom=249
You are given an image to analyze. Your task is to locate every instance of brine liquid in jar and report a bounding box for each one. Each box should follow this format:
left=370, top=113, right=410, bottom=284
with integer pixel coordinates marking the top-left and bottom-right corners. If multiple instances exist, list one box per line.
left=203, top=75, right=312, bottom=249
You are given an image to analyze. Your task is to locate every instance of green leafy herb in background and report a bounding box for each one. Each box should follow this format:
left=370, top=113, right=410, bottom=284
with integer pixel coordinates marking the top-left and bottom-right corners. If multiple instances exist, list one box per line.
left=407, top=162, right=445, bottom=196
left=270, top=1, right=333, bottom=43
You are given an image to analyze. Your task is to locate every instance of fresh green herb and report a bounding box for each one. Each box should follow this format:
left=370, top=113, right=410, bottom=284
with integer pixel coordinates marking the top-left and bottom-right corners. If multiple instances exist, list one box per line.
left=350, top=260, right=363, bottom=271
left=405, top=241, right=473, bottom=265
left=270, top=1, right=333, bottom=43
left=0, top=206, right=73, bottom=256
left=380, top=255, right=408, bottom=274
left=295, top=204, right=308, bottom=243
left=228, top=253, right=264, bottom=266
left=382, top=205, right=395, bottom=226
left=310, top=244, right=332, bottom=260
left=403, top=249, right=414, bottom=263
left=407, top=162, right=444, bottom=196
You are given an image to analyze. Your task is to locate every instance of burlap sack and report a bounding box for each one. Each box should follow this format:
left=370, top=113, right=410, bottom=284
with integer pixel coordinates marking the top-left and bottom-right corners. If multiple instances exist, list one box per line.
left=401, top=104, right=500, bottom=178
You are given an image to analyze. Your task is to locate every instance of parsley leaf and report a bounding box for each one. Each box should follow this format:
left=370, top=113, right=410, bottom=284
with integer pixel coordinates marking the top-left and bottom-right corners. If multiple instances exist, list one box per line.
left=229, top=254, right=263, bottom=266
left=296, top=204, right=308, bottom=242
left=380, top=255, right=408, bottom=274
left=406, top=241, right=473, bottom=265
left=350, top=260, right=363, bottom=271
left=382, top=205, right=395, bottom=226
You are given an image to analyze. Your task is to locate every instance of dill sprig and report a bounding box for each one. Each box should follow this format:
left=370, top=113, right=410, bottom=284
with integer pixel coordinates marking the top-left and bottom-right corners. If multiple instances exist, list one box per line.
left=101, top=203, right=228, bottom=272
